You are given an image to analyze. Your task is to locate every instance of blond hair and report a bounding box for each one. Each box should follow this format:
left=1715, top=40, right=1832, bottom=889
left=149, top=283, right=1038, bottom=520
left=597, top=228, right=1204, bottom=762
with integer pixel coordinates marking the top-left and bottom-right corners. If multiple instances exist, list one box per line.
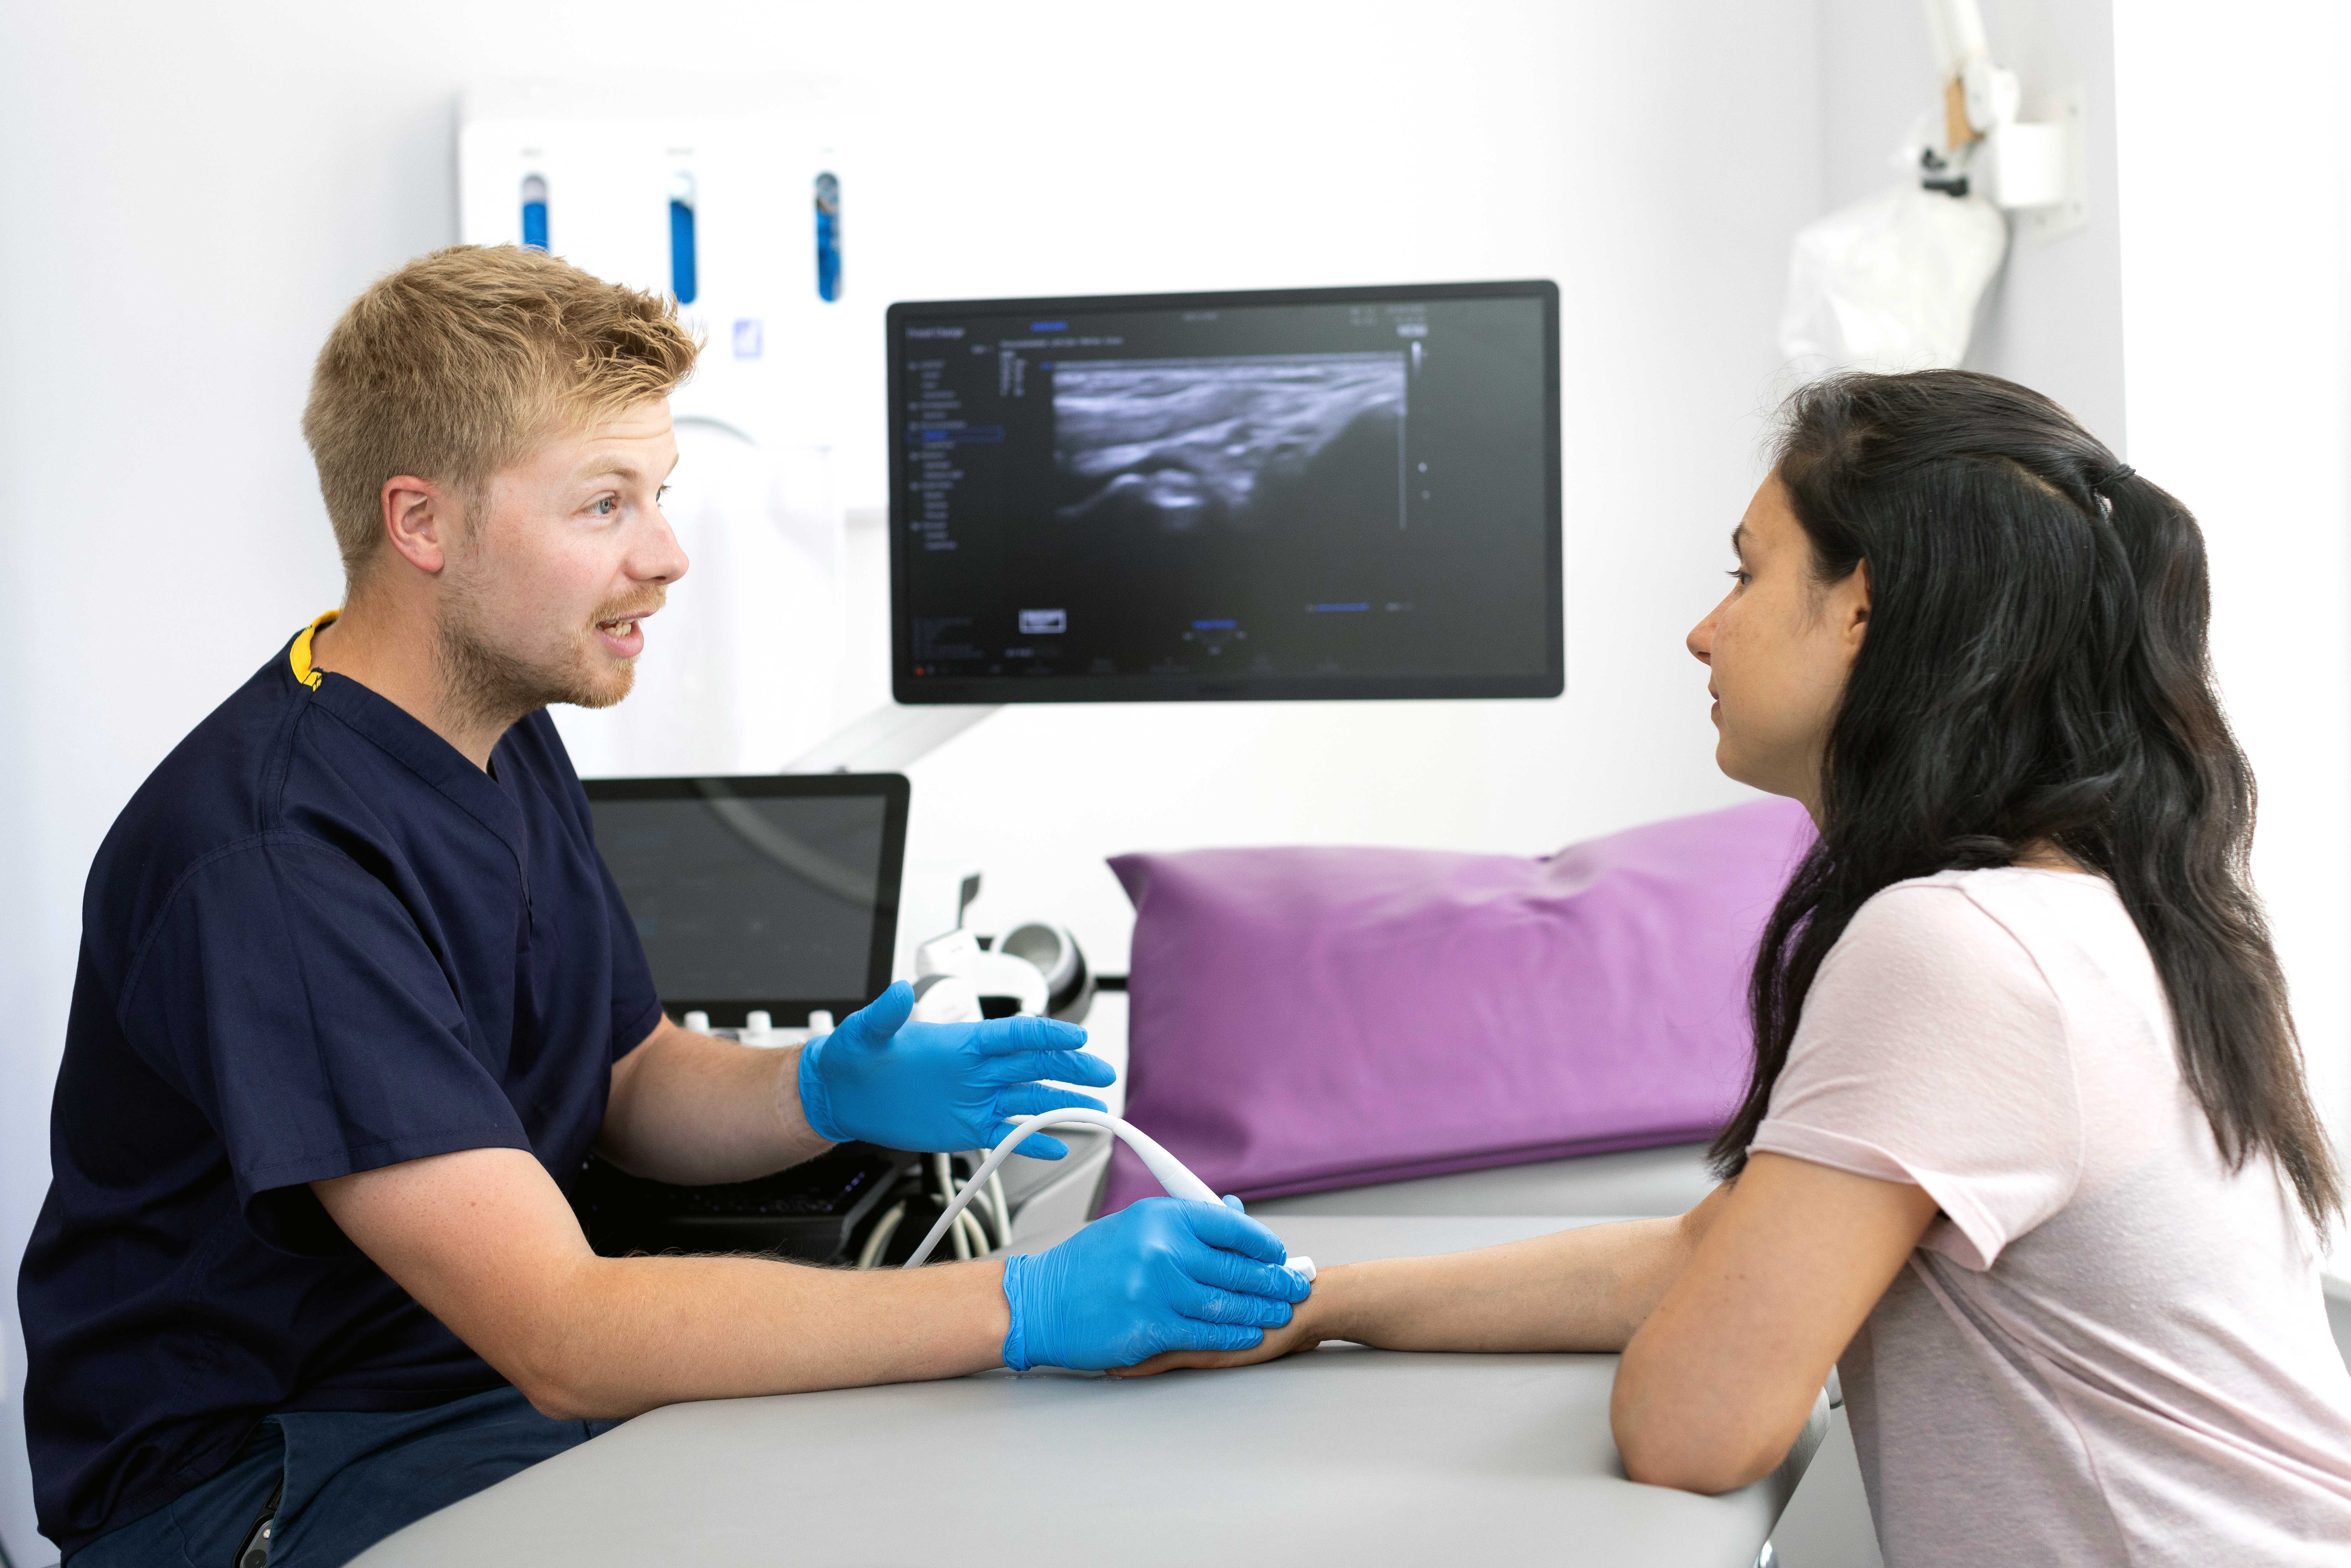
left=302, top=245, right=700, bottom=580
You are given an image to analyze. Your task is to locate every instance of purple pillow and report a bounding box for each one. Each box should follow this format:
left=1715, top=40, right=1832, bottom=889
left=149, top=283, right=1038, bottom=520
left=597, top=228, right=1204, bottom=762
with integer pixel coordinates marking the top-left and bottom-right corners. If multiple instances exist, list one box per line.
left=1101, top=798, right=1815, bottom=1211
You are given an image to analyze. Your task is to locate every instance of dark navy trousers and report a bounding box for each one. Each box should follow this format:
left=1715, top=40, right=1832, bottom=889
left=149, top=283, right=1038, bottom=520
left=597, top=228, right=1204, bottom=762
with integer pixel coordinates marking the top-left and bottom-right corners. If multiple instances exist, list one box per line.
left=70, top=1385, right=618, bottom=1567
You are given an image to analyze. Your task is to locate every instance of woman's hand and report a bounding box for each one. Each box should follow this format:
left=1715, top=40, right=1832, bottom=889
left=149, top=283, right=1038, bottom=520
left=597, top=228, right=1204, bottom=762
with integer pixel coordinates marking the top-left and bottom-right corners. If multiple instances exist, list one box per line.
left=1105, top=1268, right=1344, bottom=1377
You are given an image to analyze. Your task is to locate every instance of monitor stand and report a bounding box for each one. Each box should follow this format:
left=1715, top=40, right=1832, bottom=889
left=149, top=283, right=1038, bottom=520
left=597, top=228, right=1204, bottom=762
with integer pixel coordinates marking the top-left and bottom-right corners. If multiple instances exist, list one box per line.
left=783, top=702, right=1001, bottom=774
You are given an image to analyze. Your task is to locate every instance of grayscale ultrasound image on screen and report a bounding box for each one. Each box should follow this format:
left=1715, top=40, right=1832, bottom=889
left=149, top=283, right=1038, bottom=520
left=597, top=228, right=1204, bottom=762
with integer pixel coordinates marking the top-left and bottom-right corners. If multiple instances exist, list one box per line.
left=1054, top=353, right=1408, bottom=533
left=890, top=284, right=1558, bottom=703
left=590, top=789, right=886, bottom=1005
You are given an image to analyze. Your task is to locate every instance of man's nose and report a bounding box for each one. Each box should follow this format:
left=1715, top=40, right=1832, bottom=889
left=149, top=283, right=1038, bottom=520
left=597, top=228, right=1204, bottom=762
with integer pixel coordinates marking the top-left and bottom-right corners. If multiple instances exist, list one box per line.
left=637, top=511, right=689, bottom=584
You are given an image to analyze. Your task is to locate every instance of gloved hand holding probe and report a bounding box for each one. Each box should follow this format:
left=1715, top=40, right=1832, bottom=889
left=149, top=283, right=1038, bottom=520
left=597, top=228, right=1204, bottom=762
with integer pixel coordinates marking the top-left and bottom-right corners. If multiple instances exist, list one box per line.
left=999, top=1196, right=1312, bottom=1371
left=795, top=981, right=1114, bottom=1158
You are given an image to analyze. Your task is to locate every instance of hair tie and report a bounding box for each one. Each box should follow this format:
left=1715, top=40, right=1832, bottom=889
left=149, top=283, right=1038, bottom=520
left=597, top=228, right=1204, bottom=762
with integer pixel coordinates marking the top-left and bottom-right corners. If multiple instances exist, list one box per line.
left=2094, top=464, right=2135, bottom=493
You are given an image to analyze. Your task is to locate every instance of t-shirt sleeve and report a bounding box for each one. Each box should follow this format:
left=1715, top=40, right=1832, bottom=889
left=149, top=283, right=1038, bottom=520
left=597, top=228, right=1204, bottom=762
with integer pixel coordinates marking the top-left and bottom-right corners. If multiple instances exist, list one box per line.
left=597, top=846, right=663, bottom=1064
left=118, top=833, right=534, bottom=1254
left=1748, top=882, right=2083, bottom=1269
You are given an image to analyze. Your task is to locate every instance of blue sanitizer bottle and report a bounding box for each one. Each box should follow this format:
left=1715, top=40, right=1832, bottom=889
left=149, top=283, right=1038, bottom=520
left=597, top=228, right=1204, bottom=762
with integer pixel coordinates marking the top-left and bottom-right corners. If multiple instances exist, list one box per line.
left=669, top=171, right=698, bottom=305
left=814, top=172, right=842, bottom=302
left=520, top=174, right=548, bottom=251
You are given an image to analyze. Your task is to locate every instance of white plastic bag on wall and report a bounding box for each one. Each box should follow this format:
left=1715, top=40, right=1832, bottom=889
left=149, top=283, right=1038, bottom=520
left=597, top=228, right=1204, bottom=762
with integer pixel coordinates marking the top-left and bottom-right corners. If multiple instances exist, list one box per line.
left=1778, top=183, right=2008, bottom=376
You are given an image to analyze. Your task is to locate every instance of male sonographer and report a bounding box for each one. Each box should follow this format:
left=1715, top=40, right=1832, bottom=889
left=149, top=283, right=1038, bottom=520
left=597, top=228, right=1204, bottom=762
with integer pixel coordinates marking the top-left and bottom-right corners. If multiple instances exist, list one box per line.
left=17, top=246, right=1308, bottom=1567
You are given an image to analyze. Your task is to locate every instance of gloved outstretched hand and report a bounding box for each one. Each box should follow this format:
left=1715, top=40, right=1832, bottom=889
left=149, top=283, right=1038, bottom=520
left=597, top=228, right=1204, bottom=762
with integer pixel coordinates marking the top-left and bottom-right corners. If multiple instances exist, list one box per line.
left=999, top=1196, right=1312, bottom=1371
left=796, top=981, right=1113, bottom=1158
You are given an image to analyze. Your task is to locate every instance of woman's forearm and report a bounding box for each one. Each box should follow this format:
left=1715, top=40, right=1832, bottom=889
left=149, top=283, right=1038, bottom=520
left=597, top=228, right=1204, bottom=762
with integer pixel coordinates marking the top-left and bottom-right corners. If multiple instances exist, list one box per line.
left=1311, top=1187, right=1730, bottom=1353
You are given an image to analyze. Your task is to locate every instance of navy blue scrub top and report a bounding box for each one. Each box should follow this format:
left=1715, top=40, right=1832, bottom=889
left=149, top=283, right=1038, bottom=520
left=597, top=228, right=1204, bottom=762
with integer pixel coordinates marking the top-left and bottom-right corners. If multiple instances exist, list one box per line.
left=17, top=613, right=664, bottom=1558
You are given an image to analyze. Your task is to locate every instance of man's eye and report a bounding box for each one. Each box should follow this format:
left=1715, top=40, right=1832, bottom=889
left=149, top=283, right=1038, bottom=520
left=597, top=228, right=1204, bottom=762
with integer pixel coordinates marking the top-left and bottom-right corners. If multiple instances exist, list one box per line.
left=656, top=485, right=671, bottom=504
left=591, top=496, right=618, bottom=517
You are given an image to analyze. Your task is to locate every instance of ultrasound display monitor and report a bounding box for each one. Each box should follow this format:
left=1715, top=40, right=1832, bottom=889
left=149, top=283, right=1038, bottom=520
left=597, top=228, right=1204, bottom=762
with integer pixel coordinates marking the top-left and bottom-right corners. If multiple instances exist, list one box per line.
left=584, top=774, right=909, bottom=1029
left=888, top=280, right=1562, bottom=703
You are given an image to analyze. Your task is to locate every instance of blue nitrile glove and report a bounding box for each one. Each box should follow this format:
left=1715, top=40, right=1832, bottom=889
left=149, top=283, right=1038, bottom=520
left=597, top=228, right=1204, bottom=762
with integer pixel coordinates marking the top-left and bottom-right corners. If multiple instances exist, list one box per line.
left=999, top=1196, right=1312, bottom=1371
left=796, top=981, right=1113, bottom=1158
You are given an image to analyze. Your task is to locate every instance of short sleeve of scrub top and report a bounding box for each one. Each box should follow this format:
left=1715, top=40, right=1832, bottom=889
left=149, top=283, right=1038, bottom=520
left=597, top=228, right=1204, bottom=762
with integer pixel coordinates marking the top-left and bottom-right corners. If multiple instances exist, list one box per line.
left=119, top=831, right=537, bottom=1252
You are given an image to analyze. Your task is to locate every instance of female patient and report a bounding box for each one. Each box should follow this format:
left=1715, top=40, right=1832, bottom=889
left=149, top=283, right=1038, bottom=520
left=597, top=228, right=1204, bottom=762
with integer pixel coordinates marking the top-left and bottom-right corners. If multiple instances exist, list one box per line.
left=1120, top=370, right=2351, bottom=1564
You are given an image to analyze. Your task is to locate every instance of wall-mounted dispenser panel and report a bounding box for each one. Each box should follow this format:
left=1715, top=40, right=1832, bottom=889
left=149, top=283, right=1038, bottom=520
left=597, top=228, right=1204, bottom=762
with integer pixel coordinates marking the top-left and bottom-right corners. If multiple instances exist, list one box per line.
left=456, top=77, right=879, bottom=494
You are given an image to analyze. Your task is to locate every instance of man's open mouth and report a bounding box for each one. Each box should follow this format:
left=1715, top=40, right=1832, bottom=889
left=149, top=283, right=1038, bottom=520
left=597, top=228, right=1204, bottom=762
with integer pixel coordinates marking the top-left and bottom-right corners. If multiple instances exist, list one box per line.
left=594, top=608, right=657, bottom=655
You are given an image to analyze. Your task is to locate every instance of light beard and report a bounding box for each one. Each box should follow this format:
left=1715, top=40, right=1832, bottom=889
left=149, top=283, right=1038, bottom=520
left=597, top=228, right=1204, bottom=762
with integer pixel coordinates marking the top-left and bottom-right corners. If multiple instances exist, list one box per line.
left=434, top=590, right=639, bottom=736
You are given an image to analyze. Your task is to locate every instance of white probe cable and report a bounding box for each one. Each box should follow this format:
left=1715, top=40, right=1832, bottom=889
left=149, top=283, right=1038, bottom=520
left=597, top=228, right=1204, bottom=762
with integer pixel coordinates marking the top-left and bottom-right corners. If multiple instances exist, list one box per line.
left=934, top=1155, right=976, bottom=1259
left=855, top=1201, right=907, bottom=1268
left=852, top=1158, right=1006, bottom=1271
left=900, top=1108, right=1315, bottom=1282
left=986, top=1169, right=1013, bottom=1246
left=963, top=1156, right=1009, bottom=1252
left=932, top=1154, right=1004, bottom=1259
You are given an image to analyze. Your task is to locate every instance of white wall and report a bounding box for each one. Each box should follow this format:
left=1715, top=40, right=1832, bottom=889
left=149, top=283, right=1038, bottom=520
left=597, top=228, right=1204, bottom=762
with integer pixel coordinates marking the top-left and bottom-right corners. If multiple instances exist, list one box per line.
left=2110, top=0, right=2351, bottom=1168
left=0, top=3, right=1825, bottom=1556
left=1817, top=0, right=2125, bottom=446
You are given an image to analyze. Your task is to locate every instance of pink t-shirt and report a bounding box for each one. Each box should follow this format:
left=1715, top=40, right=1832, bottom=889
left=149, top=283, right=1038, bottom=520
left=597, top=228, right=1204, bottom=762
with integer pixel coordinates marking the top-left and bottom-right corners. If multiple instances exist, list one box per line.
left=1752, top=868, right=2351, bottom=1567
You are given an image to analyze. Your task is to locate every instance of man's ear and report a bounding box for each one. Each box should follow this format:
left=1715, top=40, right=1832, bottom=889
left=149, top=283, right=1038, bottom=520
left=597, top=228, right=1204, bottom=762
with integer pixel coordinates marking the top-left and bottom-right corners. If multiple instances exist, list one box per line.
left=379, top=475, right=456, bottom=576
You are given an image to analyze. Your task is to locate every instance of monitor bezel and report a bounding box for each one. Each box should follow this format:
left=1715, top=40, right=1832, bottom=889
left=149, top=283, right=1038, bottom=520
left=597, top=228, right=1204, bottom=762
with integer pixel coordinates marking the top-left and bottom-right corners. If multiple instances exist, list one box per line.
left=583, top=772, right=911, bottom=1029
left=885, top=278, right=1564, bottom=706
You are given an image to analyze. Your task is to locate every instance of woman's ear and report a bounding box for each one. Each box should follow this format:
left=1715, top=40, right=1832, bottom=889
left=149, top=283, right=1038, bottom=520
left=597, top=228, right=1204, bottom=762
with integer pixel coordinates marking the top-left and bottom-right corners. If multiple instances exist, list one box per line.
left=1843, top=559, right=1872, bottom=647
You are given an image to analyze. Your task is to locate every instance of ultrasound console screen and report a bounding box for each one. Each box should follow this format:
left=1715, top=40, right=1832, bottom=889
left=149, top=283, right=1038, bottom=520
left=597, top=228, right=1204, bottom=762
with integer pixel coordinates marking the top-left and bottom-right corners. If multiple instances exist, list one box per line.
left=887, top=281, right=1561, bottom=703
left=583, top=775, right=909, bottom=1029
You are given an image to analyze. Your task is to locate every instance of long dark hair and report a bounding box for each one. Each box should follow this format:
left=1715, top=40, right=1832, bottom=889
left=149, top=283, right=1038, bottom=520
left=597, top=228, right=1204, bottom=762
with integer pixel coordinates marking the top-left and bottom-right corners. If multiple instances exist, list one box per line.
left=1709, top=369, right=2341, bottom=1226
